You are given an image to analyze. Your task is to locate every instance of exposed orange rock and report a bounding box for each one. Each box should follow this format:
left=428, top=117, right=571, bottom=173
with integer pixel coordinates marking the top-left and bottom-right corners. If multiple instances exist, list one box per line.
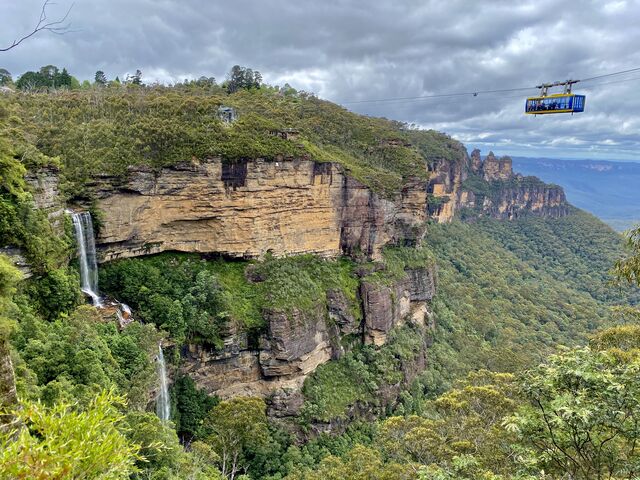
left=482, top=151, right=513, bottom=181
left=93, top=158, right=429, bottom=262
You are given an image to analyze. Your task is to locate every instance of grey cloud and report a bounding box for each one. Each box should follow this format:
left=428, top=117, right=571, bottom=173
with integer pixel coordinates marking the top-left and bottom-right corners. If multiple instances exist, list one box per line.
left=1, top=0, right=639, bottom=159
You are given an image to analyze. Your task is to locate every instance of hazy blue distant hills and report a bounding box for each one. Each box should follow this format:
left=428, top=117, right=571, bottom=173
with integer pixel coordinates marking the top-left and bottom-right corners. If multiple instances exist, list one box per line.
left=511, top=157, right=640, bottom=231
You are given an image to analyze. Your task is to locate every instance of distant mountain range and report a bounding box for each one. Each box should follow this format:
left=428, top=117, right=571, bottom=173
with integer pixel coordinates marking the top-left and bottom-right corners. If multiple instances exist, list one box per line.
left=511, top=157, right=640, bottom=231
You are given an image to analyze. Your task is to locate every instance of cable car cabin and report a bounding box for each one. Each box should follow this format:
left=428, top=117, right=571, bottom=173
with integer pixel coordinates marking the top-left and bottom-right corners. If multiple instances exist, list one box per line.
left=525, top=93, right=585, bottom=115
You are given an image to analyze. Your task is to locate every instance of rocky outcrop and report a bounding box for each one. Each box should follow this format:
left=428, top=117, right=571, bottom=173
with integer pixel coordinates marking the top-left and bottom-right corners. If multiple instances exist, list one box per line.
left=460, top=181, right=569, bottom=220
left=427, top=148, right=569, bottom=222
left=361, top=265, right=436, bottom=345
left=92, top=159, right=428, bottom=262
left=426, top=153, right=469, bottom=223
left=458, top=150, right=569, bottom=220
left=470, top=149, right=483, bottom=174
left=482, top=151, right=513, bottom=181
left=360, top=280, right=411, bottom=346
left=327, top=289, right=360, bottom=337
left=26, top=166, right=65, bottom=231
left=0, top=247, right=32, bottom=279
left=259, top=307, right=335, bottom=378
left=180, top=262, right=437, bottom=419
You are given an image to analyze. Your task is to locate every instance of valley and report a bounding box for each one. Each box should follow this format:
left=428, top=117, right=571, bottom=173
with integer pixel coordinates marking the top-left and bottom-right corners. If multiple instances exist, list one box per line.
left=1, top=82, right=639, bottom=479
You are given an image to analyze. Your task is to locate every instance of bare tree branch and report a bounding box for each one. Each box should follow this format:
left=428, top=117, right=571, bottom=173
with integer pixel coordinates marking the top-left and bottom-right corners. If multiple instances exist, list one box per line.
left=0, top=0, right=74, bottom=52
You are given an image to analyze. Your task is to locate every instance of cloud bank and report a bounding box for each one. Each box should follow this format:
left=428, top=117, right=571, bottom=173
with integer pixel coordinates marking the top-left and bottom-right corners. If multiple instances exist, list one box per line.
left=2, top=0, right=639, bottom=159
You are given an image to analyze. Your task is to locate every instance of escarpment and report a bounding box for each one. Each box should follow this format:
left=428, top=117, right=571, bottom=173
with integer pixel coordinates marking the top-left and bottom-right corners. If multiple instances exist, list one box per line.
left=458, top=150, right=569, bottom=219
left=92, top=159, right=428, bottom=263
left=19, top=139, right=570, bottom=426
left=179, top=261, right=437, bottom=422
left=427, top=148, right=569, bottom=221
left=90, top=150, right=569, bottom=265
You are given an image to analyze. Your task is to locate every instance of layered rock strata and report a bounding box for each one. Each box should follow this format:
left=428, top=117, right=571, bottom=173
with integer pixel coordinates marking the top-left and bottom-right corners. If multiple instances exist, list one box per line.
left=180, top=264, right=437, bottom=419
left=460, top=149, right=569, bottom=219
left=92, top=159, right=428, bottom=262
left=460, top=183, right=569, bottom=219
left=26, top=166, right=65, bottom=231
left=428, top=148, right=569, bottom=221
left=18, top=150, right=571, bottom=423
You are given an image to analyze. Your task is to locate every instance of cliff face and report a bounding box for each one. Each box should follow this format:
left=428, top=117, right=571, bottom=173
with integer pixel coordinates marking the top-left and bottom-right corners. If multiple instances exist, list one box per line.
left=460, top=182, right=569, bottom=219
left=21, top=147, right=569, bottom=424
left=480, top=151, right=513, bottom=181
left=26, top=166, right=65, bottom=231
left=90, top=150, right=569, bottom=262
left=93, top=159, right=428, bottom=263
left=180, top=263, right=436, bottom=420
left=428, top=148, right=569, bottom=222
left=460, top=149, right=569, bottom=219
left=427, top=155, right=468, bottom=223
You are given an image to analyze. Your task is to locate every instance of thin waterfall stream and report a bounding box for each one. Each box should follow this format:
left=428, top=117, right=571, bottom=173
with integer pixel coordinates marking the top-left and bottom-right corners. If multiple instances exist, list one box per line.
left=70, top=210, right=169, bottom=422
left=71, top=212, right=102, bottom=307
left=156, top=344, right=171, bottom=422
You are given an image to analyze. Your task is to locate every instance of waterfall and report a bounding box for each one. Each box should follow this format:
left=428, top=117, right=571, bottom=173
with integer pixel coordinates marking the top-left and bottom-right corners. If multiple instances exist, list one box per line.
left=71, top=212, right=102, bottom=307
left=156, top=345, right=171, bottom=422
left=116, top=303, right=133, bottom=328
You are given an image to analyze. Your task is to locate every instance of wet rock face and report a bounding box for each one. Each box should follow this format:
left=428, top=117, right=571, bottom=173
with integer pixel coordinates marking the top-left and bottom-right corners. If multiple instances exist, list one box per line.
left=92, top=158, right=428, bottom=262
left=221, top=160, right=248, bottom=190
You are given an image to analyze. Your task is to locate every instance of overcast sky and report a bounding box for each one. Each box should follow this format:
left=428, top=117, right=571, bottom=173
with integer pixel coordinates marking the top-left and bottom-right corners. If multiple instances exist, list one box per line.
left=2, top=0, right=640, bottom=160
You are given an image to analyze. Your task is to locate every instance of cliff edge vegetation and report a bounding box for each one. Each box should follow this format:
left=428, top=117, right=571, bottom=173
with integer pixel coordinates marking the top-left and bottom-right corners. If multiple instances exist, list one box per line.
left=1, top=82, right=465, bottom=198
left=1, top=71, right=638, bottom=480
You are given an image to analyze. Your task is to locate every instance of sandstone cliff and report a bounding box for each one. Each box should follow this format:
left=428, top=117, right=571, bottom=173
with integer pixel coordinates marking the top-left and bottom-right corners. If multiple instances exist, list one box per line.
left=92, top=159, right=428, bottom=263
left=459, top=149, right=569, bottom=219
left=180, top=263, right=436, bottom=420
left=460, top=180, right=569, bottom=220
left=427, top=148, right=569, bottom=221
left=81, top=148, right=569, bottom=261
left=20, top=146, right=569, bottom=425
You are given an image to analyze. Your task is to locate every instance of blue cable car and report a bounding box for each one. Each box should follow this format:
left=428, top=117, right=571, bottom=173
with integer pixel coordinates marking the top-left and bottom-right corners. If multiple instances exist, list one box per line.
left=525, top=80, right=586, bottom=115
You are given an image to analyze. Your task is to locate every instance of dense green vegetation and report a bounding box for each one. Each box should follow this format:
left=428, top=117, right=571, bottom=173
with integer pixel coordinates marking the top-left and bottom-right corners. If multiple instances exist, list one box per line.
left=287, top=219, right=640, bottom=480
left=2, top=66, right=640, bottom=479
left=421, top=213, right=636, bottom=393
left=476, top=209, right=639, bottom=304
left=0, top=121, right=71, bottom=272
left=301, top=323, right=428, bottom=423
left=1, top=73, right=464, bottom=198
left=100, top=253, right=361, bottom=346
left=287, top=332, right=640, bottom=479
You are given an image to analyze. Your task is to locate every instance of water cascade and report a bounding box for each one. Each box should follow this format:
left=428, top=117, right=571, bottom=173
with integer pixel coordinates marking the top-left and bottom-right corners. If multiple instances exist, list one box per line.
left=71, top=212, right=102, bottom=307
left=156, top=344, right=171, bottom=421
left=116, top=303, right=133, bottom=328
